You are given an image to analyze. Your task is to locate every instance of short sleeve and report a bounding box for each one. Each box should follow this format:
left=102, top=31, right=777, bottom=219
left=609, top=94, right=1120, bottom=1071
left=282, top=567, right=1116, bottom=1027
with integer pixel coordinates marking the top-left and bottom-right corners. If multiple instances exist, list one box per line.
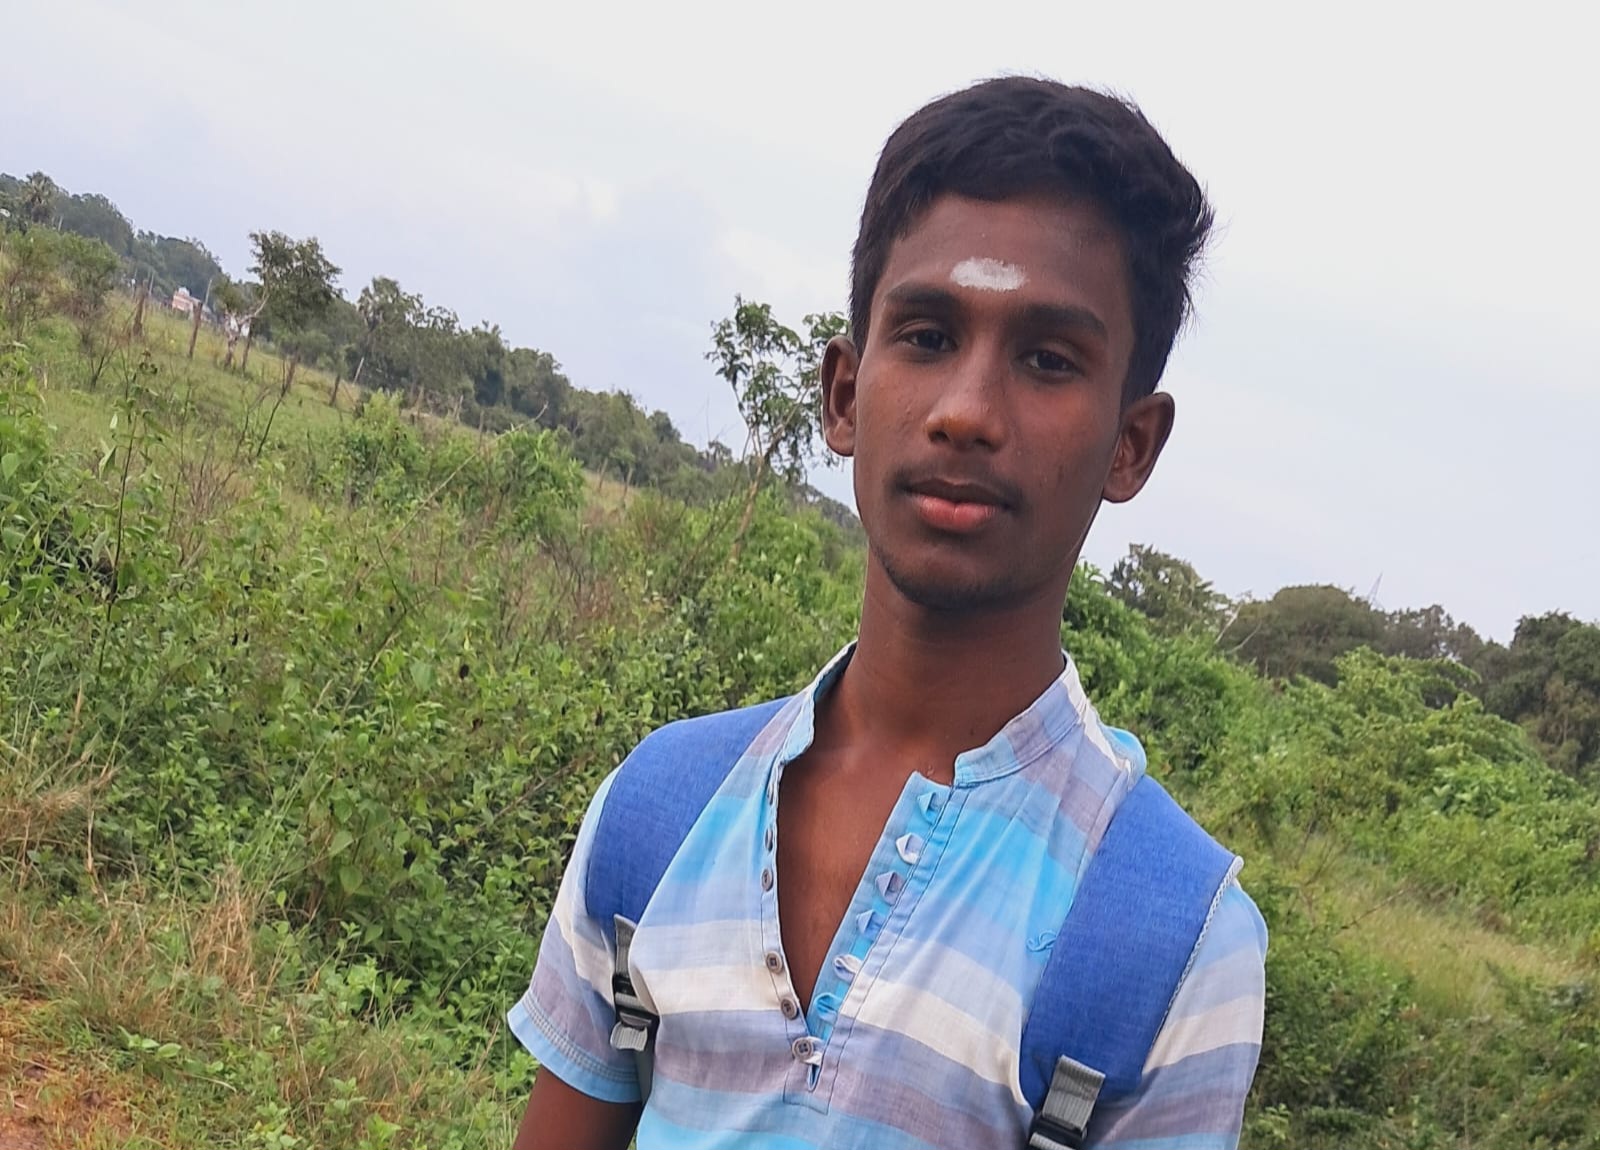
left=1086, top=877, right=1269, bottom=1150
left=506, top=768, right=642, bottom=1103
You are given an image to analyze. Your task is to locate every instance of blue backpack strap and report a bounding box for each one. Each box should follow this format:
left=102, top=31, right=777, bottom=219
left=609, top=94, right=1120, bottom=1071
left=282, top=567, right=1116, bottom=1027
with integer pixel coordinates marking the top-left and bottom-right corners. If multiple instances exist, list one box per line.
left=587, top=697, right=791, bottom=944
left=1019, top=756, right=1237, bottom=1113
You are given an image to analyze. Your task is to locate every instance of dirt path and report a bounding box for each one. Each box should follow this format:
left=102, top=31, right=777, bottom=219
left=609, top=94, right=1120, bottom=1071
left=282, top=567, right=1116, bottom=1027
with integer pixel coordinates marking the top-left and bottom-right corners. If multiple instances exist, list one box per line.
left=0, top=998, right=131, bottom=1150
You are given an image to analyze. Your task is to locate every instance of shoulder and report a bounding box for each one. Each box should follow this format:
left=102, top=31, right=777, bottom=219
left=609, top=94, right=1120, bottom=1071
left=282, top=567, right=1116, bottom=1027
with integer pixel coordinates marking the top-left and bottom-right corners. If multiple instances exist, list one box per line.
left=1150, top=877, right=1268, bottom=1074
left=585, top=696, right=795, bottom=934
left=614, top=696, right=793, bottom=782
left=1083, top=878, right=1267, bottom=1148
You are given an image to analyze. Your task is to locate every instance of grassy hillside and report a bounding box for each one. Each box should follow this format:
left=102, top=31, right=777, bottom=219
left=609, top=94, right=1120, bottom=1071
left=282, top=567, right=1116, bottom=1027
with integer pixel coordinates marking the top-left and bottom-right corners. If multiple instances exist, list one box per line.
left=3, top=269, right=1598, bottom=1147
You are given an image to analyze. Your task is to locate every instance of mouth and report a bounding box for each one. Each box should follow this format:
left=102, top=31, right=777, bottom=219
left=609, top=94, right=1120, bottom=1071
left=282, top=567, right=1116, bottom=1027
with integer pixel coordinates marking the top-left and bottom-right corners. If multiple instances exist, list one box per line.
left=903, top=477, right=1011, bottom=535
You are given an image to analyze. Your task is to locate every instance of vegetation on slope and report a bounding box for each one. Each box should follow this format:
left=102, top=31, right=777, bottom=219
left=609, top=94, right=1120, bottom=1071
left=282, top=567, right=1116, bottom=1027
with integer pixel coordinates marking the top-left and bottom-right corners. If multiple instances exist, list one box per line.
left=2, top=182, right=1597, bottom=1149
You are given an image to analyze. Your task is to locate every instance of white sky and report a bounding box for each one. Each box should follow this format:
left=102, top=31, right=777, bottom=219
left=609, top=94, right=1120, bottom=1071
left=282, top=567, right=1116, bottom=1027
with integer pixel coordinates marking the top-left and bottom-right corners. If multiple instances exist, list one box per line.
left=8, top=0, right=1597, bottom=639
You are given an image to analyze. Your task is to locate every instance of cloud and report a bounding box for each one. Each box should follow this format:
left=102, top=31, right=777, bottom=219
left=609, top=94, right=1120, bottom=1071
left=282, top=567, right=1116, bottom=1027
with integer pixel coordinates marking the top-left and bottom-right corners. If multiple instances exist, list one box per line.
left=714, top=226, right=849, bottom=317
left=7, top=0, right=1596, bottom=637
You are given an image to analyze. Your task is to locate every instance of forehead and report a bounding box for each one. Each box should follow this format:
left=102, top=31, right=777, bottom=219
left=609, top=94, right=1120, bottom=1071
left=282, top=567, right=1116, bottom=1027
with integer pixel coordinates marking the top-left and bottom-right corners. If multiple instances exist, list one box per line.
left=875, top=193, right=1131, bottom=325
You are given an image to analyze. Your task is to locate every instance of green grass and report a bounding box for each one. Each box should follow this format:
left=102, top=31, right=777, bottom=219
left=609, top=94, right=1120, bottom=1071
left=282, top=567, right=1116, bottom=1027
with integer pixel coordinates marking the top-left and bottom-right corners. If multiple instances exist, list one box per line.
left=1288, top=844, right=1585, bottom=1016
left=0, top=879, right=526, bottom=1148
left=26, top=296, right=357, bottom=461
left=6, top=260, right=1597, bottom=1148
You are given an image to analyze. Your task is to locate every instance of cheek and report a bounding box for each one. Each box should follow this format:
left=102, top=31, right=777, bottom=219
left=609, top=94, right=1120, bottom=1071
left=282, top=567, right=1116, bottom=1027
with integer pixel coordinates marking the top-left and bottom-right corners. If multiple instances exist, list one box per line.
left=1043, top=414, right=1122, bottom=499
left=853, top=371, right=917, bottom=456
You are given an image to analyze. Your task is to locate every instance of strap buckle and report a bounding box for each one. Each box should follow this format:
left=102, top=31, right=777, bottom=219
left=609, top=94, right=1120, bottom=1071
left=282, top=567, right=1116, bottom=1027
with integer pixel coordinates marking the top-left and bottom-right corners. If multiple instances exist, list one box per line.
left=610, top=971, right=658, bottom=1052
left=1026, top=1111, right=1089, bottom=1150
left=1026, top=1056, right=1104, bottom=1150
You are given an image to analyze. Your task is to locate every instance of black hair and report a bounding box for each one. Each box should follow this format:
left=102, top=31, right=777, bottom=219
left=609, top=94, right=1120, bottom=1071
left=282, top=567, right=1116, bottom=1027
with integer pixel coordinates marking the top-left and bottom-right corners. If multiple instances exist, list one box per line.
left=850, top=77, right=1213, bottom=399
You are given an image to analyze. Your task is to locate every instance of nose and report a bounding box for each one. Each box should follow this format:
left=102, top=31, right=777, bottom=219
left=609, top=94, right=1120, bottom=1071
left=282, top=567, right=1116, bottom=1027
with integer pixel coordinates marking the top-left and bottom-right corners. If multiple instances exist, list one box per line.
left=923, top=342, right=1008, bottom=451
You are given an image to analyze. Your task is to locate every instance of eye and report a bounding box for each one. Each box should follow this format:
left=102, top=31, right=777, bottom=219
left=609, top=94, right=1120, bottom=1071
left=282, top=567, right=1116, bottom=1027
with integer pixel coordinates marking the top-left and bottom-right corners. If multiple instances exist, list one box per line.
left=1023, top=348, right=1080, bottom=375
left=901, top=327, right=952, bottom=353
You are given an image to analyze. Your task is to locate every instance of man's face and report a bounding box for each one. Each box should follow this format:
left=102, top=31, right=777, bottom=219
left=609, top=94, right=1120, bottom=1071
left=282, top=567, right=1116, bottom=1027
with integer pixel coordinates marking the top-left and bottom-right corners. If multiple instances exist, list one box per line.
left=823, top=192, right=1172, bottom=613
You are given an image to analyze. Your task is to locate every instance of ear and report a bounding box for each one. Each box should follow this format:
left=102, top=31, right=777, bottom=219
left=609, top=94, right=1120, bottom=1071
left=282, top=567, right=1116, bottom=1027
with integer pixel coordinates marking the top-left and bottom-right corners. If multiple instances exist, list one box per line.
left=821, top=335, right=860, bottom=458
left=1102, top=391, right=1175, bottom=503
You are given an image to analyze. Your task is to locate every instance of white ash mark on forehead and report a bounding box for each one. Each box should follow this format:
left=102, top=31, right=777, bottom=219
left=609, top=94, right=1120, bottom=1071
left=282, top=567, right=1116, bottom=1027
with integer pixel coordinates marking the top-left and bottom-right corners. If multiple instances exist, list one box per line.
left=950, top=258, right=1027, bottom=292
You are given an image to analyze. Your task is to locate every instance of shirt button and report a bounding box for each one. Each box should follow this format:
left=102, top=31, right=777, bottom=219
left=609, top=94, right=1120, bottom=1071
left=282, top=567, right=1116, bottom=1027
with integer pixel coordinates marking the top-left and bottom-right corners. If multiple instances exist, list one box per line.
left=761, top=867, right=774, bottom=892
left=791, top=1036, right=820, bottom=1062
left=765, top=824, right=775, bottom=851
left=765, top=950, right=785, bottom=974
left=780, top=996, right=799, bottom=1019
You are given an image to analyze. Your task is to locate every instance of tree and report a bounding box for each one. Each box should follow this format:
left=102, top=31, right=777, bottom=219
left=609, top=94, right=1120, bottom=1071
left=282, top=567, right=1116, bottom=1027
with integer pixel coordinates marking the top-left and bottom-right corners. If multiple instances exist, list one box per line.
left=1107, top=544, right=1230, bottom=636
left=1476, top=613, right=1600, bottom=779
left=245, top=230, right=339, bottom=458
left=58, top=192, right=135, bottom=257
left=1223, top=584, right=1388, bottom=685
left=212, top=276, right=264, bottom=370
left=55, top=234, right=123, bottom=388
left=505, top=346, right=571, bottom=426
left=1383, top=604, right=1483, bottom=664
left=20, top=171, right=58, bottom=227
left=352, top=275, right=424, bottom=396
left=248, top=230, right=341, bottom=395
left=131, top=233, right=221, bottom=299
left=707, top=297, right=846, bottom=552
left=1, top=229, right=58, bottom=333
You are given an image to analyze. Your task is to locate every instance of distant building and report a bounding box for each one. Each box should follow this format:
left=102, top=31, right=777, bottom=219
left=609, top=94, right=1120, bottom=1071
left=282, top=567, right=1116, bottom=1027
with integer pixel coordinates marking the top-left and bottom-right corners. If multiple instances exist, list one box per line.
left=170, top=286, right=200, bottom=315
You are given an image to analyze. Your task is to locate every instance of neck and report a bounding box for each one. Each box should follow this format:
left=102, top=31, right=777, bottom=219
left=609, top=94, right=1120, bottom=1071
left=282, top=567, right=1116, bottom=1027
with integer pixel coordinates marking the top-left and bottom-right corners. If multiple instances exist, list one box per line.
left=826, top=561, right=1071, bottom=772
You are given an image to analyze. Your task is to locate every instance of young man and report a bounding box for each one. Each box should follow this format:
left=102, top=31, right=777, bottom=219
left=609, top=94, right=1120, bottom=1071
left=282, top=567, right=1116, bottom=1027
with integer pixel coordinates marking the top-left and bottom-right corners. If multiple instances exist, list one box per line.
left=509, top=77, right=1267, bottom=1149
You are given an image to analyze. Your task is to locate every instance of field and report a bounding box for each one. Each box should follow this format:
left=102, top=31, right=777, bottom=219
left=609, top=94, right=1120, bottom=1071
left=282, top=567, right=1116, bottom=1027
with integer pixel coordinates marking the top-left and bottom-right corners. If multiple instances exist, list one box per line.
left=2, top=273, right=1598, bottom=1148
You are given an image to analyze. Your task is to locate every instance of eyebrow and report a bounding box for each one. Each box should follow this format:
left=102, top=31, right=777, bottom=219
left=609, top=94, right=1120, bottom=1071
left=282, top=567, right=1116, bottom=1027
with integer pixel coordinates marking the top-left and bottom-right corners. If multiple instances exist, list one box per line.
left=879, top=283, right=1108, bottom=341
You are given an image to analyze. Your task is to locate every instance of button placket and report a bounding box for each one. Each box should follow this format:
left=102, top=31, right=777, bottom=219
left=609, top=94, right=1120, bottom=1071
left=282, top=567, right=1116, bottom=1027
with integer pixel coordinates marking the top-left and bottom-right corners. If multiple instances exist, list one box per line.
left=759, top=758, right=810, bottom=1051
left=790, top=1036, right=823, bottom=1065
left=895, top=832, right=924, bottom=864
left=802, top=778, right=953, bottom=1091
left=874, top=870, right=905, bottom=903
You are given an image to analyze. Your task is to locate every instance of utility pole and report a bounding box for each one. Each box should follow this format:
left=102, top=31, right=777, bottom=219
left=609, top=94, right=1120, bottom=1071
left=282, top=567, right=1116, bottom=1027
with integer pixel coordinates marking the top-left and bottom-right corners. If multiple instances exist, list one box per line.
left=188, top=275, right=214, bottom=360
left=132, top=270, right=153, bottom=338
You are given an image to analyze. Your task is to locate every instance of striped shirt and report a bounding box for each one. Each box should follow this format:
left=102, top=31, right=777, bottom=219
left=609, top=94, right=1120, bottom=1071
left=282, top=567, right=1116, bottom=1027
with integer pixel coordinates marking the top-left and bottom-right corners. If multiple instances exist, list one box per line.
left=509, top=645, right=1267, bottom=1148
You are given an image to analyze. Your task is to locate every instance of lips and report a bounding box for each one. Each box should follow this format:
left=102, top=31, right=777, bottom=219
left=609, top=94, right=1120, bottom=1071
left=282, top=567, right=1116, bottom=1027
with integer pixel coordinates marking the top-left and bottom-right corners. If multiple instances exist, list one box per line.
left=904, top=477, right=1011, bottom=534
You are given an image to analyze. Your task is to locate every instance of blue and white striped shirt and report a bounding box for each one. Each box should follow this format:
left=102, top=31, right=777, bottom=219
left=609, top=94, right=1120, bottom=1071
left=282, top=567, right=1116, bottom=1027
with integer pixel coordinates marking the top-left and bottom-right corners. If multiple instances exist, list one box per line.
left=510, top=645, right=1267, bottom=1148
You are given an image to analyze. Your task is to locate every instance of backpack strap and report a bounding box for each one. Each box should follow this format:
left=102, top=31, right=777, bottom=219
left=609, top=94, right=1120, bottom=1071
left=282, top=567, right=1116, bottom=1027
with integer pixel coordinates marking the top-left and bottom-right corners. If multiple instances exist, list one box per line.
left=1019, top=752, right=1237, bottom=1143
left=586, top=697, right=791, bottom=1100
left=588, top=696, right=791, bottom=939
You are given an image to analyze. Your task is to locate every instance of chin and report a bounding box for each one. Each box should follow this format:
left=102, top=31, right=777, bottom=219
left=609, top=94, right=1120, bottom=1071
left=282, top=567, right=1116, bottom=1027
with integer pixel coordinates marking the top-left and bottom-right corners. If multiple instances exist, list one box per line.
left=874, top=545, right=1024, bottom=613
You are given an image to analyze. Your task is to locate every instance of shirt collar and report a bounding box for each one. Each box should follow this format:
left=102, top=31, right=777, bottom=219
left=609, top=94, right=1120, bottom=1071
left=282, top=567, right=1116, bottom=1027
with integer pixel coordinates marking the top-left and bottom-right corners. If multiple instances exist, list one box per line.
left=774, top=641, right=1117, bottom=788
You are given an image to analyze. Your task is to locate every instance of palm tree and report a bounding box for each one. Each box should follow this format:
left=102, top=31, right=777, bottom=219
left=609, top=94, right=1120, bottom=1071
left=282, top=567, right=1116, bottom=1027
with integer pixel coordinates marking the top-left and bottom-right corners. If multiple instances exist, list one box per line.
left=21, top=172, right=58, bottom=227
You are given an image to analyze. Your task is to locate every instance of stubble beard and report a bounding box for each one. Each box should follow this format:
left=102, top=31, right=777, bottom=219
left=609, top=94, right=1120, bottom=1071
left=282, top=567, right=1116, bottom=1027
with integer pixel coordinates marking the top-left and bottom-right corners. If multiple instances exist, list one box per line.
left=870, top=537, right=1029, bottom=614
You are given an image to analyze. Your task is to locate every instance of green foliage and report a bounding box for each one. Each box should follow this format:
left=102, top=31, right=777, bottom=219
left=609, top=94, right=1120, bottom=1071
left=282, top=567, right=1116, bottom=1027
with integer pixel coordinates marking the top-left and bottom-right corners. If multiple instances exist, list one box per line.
left=301, top=393, right=583, bottom=539
left=1478, top=612, right=1600, bottom=781
left=1223, top=583, right=1487, bottom=687
left=55, top=232, right=121, bottom=311
left=0, top=338, right=861, bottom=1105
left=250, top=230, right=341, bottom=367
left=53, top=232, right=125, bottom=388
left=1, top=226, right=61, bottom=332
left=1107, top=543, right=1229, bottom=637
left=4, top=172, right=858, bottom=523
left=4, top=189, right=1598, bottom=1145
left=56, top=190, right=136, bottom=256
left=1225, top=584, right=1391, bottom=684
left=130, top=233, right=222, bottom=299
left=1211, top=649, right=1600, bottom=944
left=21, top=170, right=60, bottom=226
left=707, top=297, right=845, bottom=487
